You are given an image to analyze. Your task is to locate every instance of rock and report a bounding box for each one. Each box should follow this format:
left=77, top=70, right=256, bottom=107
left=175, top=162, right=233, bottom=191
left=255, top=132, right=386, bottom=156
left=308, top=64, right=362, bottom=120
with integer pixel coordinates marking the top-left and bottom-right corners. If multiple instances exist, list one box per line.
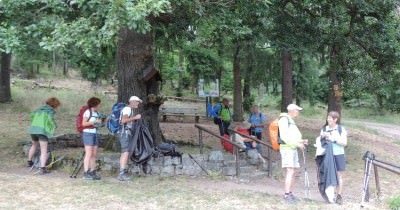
left=209, top=150, right=224, bottom=162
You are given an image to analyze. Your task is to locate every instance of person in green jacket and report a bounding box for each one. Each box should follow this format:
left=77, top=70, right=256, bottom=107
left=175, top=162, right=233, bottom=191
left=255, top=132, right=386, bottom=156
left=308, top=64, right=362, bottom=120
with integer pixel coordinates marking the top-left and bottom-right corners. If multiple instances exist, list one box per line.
left=27, top=97, right=61, bottom=175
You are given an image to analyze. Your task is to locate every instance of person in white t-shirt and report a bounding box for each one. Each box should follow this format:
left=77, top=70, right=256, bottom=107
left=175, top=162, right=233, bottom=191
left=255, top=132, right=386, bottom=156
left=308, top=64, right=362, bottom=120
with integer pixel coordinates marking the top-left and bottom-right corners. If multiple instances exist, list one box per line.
left=118, top=96, right=142, bottom=181
left=81, top=97, right=103, bottom=180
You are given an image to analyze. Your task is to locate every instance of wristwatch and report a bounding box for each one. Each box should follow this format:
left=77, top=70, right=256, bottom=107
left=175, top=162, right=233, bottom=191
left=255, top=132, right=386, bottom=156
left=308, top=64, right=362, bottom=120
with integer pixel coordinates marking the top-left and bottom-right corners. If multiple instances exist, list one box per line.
left=333, top=140, right=337, bottom=144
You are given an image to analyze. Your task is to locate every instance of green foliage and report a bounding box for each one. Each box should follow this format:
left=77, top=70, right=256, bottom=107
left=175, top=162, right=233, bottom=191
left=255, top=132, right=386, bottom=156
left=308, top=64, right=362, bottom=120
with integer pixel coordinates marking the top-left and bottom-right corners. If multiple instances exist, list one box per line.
left=389, top=195, right=400, bottom=210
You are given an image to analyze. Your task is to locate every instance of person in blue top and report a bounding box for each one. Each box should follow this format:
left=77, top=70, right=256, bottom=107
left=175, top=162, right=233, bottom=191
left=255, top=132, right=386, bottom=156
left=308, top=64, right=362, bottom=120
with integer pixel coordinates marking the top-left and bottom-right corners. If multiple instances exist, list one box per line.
left=212, top=98, right=232, bottom=136
left=248, top=105, right=266, bottom=140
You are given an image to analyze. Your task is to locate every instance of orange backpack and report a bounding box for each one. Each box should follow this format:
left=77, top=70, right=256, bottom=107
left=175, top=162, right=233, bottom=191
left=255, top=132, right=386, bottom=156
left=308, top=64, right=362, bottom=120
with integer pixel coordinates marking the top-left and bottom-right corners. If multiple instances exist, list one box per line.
left=268, top=119, right=280, bottom=150
left=268, top=116, right=289, bottom=151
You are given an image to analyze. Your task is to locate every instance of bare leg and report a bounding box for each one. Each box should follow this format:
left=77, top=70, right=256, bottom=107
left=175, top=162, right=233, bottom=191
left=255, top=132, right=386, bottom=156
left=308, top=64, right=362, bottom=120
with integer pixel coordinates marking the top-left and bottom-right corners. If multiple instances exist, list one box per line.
left=337, top=171, right=343, bottom=195
left=285, top=168, right=295, bottom=193
left=120, top=152, right=129, bottom=169
left=90, top=146, right=97, bottom=171
left=84, top=146, right=93, bottom=172
left=39, top=141, right=48, bottom=167
left=28, top=141, right=39, bottom=161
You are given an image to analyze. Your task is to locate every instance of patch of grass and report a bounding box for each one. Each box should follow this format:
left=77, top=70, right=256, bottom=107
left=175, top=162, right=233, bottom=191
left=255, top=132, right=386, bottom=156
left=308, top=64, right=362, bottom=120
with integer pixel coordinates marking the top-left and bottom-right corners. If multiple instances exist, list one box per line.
left=389, top=195, right=400, bottom=210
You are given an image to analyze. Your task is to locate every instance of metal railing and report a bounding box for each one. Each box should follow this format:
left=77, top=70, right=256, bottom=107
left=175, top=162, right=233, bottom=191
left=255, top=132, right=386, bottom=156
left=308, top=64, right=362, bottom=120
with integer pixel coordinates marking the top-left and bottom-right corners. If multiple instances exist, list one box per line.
left=228, top=128, right=279, bottom=177
left=194, top=124, right=244, bottom=176
left=361, top=151, right=400, bottom=207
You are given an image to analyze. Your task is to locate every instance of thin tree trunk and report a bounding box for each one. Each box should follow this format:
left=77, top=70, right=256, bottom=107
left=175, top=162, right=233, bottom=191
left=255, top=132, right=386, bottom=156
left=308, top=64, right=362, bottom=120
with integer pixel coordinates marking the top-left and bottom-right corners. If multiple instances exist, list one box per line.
left=177, top=48, right=183, bottom=97
left=117, top=28, right=163, bottom=146
left=327, top=44, right=342, bottom=115
left=0, top=53, right=12, bottom=103
left=281, top=48, right=293, bottom=112
left=233, top=43, right=243, bottom=121
left=296, top=54, right=303, bottom=106
left=63, top=60, right=68, bottom=76
left=217, top=41, right=223, bottom=100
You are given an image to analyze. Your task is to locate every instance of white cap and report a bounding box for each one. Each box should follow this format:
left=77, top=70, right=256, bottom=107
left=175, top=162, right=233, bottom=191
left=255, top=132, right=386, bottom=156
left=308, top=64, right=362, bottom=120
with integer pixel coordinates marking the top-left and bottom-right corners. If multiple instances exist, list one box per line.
left=129, top=96, right=142, bottom=103
left=287, top=104, right=303, bottom=111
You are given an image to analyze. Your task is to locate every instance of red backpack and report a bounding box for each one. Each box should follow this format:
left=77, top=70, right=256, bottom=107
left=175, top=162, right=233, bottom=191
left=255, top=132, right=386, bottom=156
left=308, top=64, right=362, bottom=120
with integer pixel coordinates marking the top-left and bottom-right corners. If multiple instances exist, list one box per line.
left=76, top=105, right=94, bottom=133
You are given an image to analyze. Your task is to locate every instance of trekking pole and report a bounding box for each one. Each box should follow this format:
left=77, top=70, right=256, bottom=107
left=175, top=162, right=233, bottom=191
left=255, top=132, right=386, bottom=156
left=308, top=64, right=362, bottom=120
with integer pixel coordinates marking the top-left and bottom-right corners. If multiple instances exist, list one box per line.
left=188, top=153, right=209, bottom=176
left=33, top=156, right=65, bottom=175
left=70, top=151, right=85, bottom=178
left=361, top=152, right=374, bottom=207
left=302, top=146, right=311, bottom=199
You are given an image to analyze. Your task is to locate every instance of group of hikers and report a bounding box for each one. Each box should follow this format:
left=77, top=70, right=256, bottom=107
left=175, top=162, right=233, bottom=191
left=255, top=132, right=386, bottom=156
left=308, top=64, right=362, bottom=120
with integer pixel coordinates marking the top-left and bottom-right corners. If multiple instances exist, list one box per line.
left=27, top=96, right=348, bottom=204
left=27, top=96, right=143, bottom=181
left=212, top=98, right=348, bottom=205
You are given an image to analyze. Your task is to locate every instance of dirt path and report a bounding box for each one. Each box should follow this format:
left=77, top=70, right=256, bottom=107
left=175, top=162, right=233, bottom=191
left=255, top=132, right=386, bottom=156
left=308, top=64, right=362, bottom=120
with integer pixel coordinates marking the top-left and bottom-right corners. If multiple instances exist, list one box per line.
left=351, top=121, right=400, bottom=140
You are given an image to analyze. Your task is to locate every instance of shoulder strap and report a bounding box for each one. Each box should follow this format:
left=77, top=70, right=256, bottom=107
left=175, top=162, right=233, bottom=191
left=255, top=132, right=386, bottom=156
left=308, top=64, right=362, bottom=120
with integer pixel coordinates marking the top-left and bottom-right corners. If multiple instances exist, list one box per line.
left=279, top=116, right=290, bottom=127
left=338, top=124, right=342, bottom=135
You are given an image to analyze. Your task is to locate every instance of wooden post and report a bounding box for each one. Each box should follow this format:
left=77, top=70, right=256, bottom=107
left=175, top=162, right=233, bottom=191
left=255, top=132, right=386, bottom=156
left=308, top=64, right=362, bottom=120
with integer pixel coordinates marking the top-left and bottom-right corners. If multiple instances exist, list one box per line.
left=233, top=134, right=240, bottom=177
left=374, top=164, right=381, bottom=199
left=267, top=147, right=272, bottom=177
left=199, top=129, right=203, bottom=154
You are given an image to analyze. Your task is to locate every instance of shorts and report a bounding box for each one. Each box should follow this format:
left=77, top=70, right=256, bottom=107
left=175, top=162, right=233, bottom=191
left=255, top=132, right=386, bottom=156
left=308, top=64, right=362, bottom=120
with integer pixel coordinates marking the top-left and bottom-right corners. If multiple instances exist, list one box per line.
left=280, top=149, right=300, bottom=168
left=31, top=134, right=48, bottom=142
left=119, top=129, right=131, bottom=153
left=334, top=154, right=346, bottom=171
left=82, top=132, right=98, bottom=146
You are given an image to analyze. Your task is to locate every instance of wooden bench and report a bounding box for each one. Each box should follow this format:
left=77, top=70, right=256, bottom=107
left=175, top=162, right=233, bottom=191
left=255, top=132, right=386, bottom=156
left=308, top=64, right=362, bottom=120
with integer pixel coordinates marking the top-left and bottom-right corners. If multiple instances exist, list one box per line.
left=160, top=107, right=206, bottom=123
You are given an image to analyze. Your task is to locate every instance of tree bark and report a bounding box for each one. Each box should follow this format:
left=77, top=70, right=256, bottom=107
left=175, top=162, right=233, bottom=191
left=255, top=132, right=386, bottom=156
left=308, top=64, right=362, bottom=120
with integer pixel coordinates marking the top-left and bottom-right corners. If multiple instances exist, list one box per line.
left=232, top=43, right=243, bottom=121
left=295, top=54, right=303, bottom=106
left=281, top=48, right=293, bottom=112
left=116, top=28, right=163, bottom=146
left=327, top=44, right=342, bottom=116
left=63, top=60, right=68, bottom=76
left=0, top=53, right=12, bottom=103
left=217, top=41, right=223, bottom=100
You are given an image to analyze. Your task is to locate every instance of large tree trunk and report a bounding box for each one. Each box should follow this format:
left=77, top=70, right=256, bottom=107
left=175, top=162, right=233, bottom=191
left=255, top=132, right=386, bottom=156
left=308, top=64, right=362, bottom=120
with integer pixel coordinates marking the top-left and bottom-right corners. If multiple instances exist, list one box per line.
left=327, top=44, right=342, bottom=115
left=0, top=53, right=12, bottom=103
left=176, top=48, right=184, bottom=97
left=117, top=28, right=163, bottom=146
left=232, top=43, right=243, bottom=121
left=281, top=49, right=293, bottom=112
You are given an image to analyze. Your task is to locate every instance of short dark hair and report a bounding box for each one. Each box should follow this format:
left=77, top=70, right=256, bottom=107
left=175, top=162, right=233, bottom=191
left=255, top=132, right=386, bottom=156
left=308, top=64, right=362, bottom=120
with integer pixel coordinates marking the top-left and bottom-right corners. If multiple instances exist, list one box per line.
left=87, top=97, right=101, bottom=108
left=328, top=111, right=340, bottom=123
left=46, top=97, right=61, bottom=109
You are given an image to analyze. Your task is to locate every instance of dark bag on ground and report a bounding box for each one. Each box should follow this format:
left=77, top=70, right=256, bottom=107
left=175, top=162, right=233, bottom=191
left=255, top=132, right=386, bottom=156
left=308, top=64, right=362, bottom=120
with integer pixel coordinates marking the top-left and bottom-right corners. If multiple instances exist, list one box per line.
left=128, top=119, right=155, bottom=164
left=155, top=143, right=182, bottom=158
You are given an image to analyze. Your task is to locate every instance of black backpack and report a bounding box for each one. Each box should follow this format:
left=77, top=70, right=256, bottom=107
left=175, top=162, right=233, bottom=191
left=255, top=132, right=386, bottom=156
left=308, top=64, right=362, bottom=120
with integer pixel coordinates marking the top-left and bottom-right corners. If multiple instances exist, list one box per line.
left=155, top=143, right=182, bottom=158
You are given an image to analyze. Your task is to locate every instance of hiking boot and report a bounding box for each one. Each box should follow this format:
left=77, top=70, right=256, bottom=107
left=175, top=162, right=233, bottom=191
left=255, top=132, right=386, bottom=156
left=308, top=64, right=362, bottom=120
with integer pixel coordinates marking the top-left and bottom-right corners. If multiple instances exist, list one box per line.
left=336, top=194, right=343, bottom=205
left=90, top=170, right=101, bottom=180
left=142, top=164, right=152, bottom=175
left=83, top=171, right=95, bottom=180
left=27, top=160, right=34, bottom=168
left=38, top=167, right=50, bottom=175
left=284, top=193, right=297, bottom=204
left=118, top=169, right=132, bottom=181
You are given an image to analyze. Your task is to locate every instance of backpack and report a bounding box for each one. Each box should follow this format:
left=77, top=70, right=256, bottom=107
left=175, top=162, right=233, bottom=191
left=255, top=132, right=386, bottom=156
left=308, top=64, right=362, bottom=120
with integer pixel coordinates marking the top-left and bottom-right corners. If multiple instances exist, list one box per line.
left=213, top=104, right=231, bottom=124
left=76, top=105, right=93, bottom=133
left=156, top=143, right=182, bottom=158
left=322, top=124, right=343, bottom=135
left=268, top=116, right=289, bottom=151
left=107, top=102, right=127, bottom=134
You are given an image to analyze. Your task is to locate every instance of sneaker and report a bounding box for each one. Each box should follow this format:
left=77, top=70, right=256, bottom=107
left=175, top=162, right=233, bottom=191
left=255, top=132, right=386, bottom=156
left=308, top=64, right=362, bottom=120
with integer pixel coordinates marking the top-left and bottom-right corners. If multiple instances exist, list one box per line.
left=38, top=167, right=50, bottom=175
left=284, top=193, right=297, bottom=204
left=90, top=170, right=101, bottom=180
left=27, top=160, right=34, bottom=168
left=118, top=169, right=132, bottom=181
left=83, top=171, right=95, bottom=180
left=336, top=194, right=343, bottom=205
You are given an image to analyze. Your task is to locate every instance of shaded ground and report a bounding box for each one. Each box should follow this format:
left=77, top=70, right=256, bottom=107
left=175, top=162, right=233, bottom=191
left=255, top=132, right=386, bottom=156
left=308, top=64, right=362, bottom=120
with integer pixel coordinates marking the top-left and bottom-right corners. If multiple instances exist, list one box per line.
left=0, top=79, right=399, bottom=209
